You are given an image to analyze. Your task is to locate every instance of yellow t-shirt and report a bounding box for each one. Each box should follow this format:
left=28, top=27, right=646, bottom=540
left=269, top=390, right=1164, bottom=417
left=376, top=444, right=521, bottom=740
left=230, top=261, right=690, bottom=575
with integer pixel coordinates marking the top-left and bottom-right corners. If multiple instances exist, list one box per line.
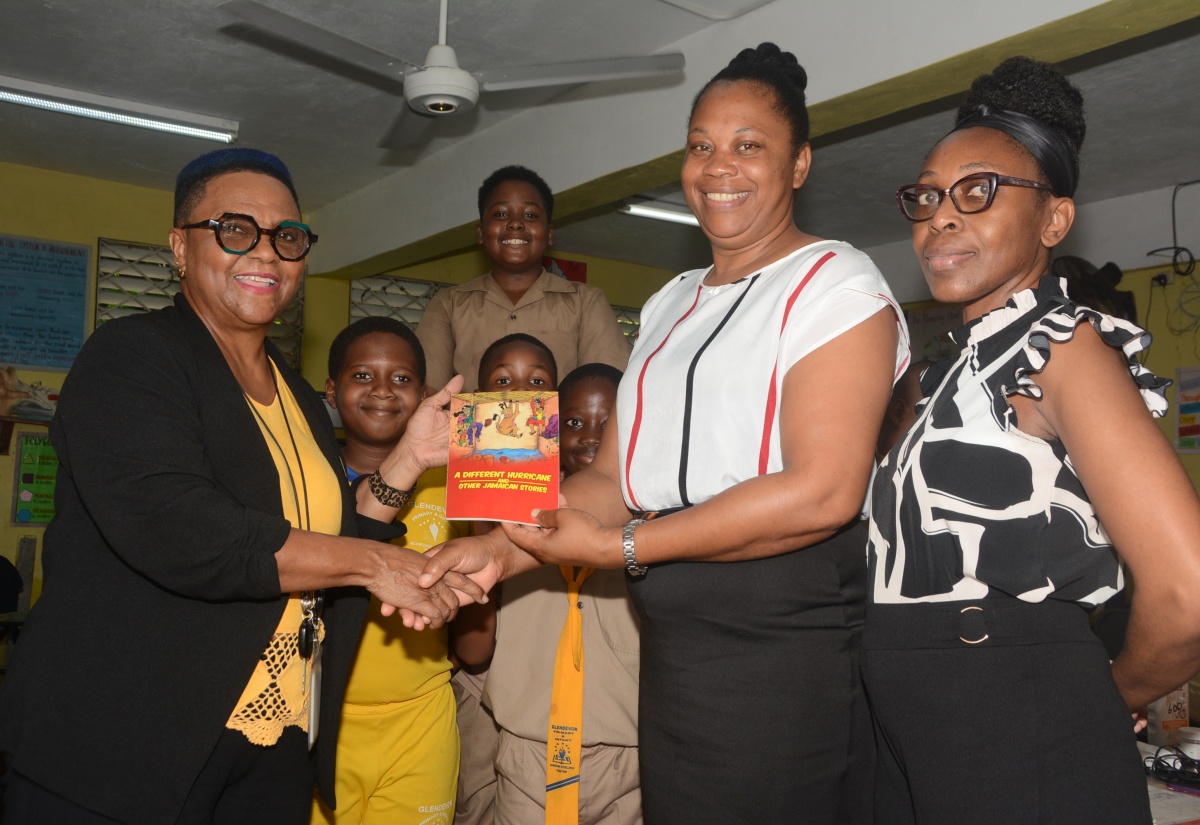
left=342, top=467, right=466, bottom=705
left=227, top=367, right=344, bottom=745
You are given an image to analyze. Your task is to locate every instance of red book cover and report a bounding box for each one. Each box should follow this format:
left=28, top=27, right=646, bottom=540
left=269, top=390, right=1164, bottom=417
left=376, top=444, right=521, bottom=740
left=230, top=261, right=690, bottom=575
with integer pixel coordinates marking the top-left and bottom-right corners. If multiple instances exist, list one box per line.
left=447, top=391, right=560, bottom=524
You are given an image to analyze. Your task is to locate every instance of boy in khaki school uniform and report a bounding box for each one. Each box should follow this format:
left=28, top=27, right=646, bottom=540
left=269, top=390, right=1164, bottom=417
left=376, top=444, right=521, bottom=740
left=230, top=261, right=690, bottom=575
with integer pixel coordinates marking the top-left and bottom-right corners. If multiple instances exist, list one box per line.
left=482, top=363, right=642, bottom=825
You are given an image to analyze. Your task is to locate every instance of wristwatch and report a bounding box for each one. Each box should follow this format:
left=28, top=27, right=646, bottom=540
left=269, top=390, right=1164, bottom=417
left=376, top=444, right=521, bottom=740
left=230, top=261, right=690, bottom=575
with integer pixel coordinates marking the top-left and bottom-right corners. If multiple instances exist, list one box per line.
left=622, top=518, right=648, bottom=577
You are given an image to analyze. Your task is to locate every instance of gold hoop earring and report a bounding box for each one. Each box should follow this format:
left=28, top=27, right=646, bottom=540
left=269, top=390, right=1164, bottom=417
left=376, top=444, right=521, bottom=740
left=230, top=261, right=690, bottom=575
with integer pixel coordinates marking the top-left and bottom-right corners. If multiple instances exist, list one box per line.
left=177, top=265, right=186, bottom=280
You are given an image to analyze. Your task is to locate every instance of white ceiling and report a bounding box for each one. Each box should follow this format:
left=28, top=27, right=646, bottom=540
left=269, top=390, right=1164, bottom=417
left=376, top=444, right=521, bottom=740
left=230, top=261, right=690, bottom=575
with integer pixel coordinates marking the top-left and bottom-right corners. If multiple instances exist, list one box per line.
left=2, top=1, right=1198, bottom=296
left=0, top=0, right=714, bottom=206
left=555, top=19, right=1200, bottom=276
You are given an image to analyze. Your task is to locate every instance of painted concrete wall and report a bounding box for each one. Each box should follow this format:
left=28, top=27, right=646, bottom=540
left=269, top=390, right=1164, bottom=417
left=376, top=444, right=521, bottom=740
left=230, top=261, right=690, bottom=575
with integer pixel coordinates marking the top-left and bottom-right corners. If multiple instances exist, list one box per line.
left=0, top=162, right=174, bottom=600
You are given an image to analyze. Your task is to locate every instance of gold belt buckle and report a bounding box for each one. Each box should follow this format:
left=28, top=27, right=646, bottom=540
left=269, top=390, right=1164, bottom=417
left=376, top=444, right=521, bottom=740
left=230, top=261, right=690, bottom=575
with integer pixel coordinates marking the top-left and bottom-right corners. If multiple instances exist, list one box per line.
left=959, top=605, right=990, bottom=644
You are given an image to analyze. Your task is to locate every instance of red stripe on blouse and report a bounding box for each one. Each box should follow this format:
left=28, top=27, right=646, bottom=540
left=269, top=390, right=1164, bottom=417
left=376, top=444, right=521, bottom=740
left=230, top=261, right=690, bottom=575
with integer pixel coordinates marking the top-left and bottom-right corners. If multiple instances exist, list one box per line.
left=757, top=250, right=836, bottom=475
left=625, top=285, right=704, bottom=510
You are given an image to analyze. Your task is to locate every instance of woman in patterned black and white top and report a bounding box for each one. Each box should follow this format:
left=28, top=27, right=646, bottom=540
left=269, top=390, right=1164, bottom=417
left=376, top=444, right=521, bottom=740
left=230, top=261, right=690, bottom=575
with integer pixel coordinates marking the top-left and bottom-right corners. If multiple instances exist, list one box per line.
left=865, top=57, right=1200, bottom=825
left=423, top=43, right=907, bottom=824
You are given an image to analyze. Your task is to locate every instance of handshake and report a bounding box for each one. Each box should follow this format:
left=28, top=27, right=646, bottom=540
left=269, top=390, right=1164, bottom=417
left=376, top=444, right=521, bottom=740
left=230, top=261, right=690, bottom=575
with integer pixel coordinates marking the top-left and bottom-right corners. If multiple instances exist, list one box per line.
left=365, top=488, right=615, bottom=629
left=368, top=528, right=514, bottom=630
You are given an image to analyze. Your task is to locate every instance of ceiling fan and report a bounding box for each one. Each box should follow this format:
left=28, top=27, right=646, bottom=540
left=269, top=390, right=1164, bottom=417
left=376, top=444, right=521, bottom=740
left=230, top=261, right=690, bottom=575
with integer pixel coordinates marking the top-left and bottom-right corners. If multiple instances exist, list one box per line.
left=221, top=0, right=685, bottom=139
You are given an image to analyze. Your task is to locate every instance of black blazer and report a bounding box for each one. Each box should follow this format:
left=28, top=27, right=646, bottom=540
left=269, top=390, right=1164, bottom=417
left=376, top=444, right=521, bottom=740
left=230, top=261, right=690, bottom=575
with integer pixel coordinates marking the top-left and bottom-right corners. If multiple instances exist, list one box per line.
left=0, top=294, right=368, bottom=824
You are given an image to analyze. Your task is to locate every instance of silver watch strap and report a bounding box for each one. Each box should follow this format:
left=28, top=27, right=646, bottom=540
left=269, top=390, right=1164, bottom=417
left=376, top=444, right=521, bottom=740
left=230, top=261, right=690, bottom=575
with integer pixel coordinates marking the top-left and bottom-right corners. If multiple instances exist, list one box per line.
left=622, top=518, right=648, bottom=576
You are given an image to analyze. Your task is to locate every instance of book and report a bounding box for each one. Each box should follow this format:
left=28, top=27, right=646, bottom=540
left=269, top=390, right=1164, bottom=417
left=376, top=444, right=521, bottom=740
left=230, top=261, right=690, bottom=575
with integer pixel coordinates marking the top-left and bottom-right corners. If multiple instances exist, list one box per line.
left=446, top=391, right=559, bottom=524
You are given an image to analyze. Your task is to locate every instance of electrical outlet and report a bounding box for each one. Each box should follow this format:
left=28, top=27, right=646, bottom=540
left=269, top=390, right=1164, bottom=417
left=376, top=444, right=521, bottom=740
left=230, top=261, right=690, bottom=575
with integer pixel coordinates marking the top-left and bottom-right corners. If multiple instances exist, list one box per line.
left=1153, top=272, right=1173, bottom=287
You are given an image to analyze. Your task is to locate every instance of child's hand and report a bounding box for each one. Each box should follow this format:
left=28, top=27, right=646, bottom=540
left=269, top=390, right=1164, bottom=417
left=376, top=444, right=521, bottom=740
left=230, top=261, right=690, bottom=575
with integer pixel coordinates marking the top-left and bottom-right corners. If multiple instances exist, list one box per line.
left=502, top=506, right=624, bottom=569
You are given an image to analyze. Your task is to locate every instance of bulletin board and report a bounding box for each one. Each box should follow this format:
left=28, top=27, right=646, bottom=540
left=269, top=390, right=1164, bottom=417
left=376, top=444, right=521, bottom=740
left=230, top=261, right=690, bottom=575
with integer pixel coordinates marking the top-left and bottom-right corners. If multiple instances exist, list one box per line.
left=1176, top=367, right=1200, bottom=454
left=0, top=233, right=91, bottom=371
left=11, top=431, right=58, bottom=525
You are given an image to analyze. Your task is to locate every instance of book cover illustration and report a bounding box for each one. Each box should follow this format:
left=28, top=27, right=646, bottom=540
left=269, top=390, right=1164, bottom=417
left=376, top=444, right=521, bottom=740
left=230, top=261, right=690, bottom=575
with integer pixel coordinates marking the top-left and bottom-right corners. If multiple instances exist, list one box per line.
left=447, top=391, right=559, bottom=524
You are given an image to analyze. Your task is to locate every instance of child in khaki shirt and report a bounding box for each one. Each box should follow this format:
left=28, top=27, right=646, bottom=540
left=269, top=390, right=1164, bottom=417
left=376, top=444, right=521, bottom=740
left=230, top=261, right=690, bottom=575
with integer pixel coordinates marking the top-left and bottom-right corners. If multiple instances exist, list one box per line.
left=483, top=362, right=642, bottom=825
left=414, top=166, right=629, bottom=393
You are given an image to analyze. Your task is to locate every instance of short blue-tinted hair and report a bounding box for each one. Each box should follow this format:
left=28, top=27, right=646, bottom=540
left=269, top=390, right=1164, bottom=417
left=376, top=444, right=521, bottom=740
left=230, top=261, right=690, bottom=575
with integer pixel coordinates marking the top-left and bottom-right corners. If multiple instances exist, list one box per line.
left=174, top=148, right=300, bottom=226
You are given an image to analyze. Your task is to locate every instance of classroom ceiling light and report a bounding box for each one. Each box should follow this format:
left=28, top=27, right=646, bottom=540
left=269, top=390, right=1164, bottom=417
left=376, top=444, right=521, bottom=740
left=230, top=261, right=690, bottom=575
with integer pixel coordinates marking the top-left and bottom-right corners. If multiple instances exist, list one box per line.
left=618, top=201, right=700, bottom=227
left=0, top=74, right=239, bottom=143
left=655, top=0, right=774, bottom=21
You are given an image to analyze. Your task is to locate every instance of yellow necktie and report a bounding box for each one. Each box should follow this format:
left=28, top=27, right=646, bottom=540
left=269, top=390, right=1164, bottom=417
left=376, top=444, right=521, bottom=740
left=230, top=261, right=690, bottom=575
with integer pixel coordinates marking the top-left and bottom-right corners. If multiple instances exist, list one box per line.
left=545, top=565, right=594, bottom=824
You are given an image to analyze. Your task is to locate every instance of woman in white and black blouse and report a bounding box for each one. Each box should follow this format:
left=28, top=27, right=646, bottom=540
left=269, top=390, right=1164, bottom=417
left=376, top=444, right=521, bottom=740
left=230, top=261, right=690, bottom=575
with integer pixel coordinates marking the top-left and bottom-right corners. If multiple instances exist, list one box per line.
left=420, top=43, right=908, bottom=825
left=865, top=56, right=1200, bottom=825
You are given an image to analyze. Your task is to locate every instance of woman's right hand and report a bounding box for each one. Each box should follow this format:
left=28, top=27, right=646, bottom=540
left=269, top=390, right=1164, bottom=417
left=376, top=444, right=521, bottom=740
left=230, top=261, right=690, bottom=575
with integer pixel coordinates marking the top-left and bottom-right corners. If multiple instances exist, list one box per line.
left=503, top=505, right=623, bottom=568
left=418, top=527, right=540, bottom=595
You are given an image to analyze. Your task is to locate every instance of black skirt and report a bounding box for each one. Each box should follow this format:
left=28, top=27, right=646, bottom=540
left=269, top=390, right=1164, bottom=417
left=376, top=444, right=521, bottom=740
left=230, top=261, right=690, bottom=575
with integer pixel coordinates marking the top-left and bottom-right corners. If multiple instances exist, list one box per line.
left=627, top=519, right=873, bottom=825
left=862, top=598, right=1151, bottom=825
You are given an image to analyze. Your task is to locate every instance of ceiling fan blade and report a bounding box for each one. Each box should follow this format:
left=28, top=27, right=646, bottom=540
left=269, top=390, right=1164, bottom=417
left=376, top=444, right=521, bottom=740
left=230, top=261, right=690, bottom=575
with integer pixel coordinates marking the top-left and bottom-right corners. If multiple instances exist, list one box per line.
left=219, top=0, right=420, bottom=80
left=476, top=52, right=685, bottom=93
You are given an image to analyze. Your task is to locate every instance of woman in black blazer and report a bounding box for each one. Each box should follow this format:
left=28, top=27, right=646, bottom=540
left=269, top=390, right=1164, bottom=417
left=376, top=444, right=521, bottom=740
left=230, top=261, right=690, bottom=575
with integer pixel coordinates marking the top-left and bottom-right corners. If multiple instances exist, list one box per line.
left=0, top=148, right=477, bottom=825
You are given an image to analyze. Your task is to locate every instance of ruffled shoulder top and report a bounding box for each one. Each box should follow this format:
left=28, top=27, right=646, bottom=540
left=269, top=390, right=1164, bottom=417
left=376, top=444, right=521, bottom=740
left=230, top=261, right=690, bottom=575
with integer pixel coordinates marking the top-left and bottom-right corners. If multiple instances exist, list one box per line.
left=869, top=276, right=1169, bottom=606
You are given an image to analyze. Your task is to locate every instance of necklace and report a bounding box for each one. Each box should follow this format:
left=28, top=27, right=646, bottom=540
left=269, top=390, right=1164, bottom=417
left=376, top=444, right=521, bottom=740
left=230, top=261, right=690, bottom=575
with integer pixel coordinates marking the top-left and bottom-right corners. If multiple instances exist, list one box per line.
left=243, top=362, right=322, bottom=660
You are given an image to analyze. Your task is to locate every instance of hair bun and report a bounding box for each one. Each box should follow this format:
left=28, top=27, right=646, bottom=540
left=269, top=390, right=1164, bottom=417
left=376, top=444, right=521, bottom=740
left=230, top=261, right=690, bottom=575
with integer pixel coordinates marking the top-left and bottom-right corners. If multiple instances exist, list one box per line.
left=956, top=56, right=1085, bottom=155
left=728, top=42, right=808, bottom=93
left=693, top=41, right=811, bottom=148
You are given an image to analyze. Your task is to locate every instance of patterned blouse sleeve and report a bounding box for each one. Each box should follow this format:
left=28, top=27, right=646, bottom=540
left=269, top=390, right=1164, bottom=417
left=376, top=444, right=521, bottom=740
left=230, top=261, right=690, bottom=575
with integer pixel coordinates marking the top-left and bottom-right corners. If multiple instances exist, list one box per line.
left=1005, top=289, right=1170, bottom=420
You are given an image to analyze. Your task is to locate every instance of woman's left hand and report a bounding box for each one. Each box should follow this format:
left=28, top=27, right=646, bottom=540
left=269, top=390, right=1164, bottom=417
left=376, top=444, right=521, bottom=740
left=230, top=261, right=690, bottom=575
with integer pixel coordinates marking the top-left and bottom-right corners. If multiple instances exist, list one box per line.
left=502, top=505, right=624, bottom=568
left=380, top=375, right=465, bottom=485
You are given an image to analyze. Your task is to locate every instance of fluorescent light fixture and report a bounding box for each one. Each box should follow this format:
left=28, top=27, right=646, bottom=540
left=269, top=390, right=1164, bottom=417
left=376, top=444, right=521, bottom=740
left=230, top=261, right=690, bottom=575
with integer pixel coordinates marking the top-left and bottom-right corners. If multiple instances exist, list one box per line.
left=619, top=201, right=700, bottom=227
left=0, top=74, right=238, bottom=143
left=656, top=0, right=774, bottom=21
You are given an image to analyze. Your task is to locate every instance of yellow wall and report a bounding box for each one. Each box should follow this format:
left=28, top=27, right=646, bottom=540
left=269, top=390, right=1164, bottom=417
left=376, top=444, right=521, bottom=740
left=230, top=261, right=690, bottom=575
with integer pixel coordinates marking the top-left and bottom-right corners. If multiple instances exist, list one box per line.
left=0, top=162, right=175, bottom=600
left=0, top=162, right=175, bottom=263
left=543, top=251, right=676, bottom=310
left=299, top=275, right=351, bottom=385
left=1123, top=265, right=1200, bottom=491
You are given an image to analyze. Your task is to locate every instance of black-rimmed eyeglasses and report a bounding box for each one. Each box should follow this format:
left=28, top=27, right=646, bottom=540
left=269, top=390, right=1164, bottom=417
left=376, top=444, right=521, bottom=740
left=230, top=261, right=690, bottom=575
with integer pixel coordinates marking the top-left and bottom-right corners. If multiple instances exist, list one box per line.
left=180, top=213, right=318, bottom=261
left=896, top=173, right=1053, bottom=222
